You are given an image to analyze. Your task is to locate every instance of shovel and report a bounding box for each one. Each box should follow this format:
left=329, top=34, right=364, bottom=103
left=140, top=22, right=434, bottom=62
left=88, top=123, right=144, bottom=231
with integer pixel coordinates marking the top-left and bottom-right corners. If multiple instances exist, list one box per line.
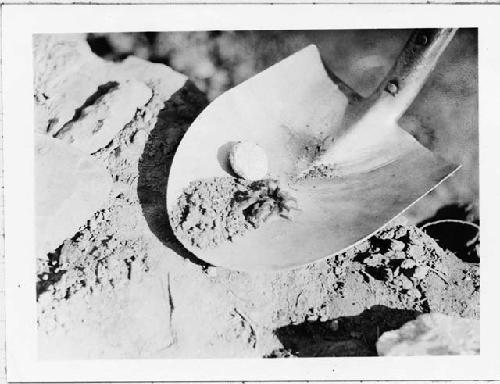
left=166, top=28, right=459, bottom=271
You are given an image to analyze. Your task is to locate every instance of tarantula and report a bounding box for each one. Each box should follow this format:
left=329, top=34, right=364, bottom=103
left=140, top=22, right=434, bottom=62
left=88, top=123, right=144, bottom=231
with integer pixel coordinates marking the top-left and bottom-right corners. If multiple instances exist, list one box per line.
left=232, top=179, right=300, bottom=228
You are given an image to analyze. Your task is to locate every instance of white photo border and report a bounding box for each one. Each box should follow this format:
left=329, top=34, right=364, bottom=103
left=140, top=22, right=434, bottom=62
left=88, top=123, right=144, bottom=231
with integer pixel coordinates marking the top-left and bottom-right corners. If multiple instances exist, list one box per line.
left=2, top=3, right=498, bottom=382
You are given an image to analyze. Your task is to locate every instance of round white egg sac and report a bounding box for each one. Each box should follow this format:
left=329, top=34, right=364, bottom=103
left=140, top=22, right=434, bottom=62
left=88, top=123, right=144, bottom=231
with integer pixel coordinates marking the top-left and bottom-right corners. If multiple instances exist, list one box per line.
left=229, top=141, right=269, bottom=180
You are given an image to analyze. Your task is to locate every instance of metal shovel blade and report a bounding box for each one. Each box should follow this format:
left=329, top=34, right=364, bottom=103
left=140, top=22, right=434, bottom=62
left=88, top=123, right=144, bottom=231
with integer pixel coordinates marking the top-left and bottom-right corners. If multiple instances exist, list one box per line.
left=166, top=30, right=459, bottom=271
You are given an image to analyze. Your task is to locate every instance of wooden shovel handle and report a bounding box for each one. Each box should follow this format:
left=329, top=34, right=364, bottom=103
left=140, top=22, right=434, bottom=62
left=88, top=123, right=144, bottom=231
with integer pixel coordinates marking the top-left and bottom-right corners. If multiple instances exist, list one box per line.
left=368, top=28, right=457, bottom=122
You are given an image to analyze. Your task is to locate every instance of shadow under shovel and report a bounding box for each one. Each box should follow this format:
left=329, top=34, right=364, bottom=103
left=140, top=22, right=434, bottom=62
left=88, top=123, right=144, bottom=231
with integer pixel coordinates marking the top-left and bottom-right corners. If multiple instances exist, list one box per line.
left=137, top=81, right=211, bottom=268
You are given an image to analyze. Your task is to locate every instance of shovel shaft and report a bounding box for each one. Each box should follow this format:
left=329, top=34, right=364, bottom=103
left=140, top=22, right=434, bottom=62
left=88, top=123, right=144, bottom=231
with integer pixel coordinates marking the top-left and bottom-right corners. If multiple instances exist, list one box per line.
left=316, top=28, right=457, bottom=171
left=367, top=28, right=457, bottom=122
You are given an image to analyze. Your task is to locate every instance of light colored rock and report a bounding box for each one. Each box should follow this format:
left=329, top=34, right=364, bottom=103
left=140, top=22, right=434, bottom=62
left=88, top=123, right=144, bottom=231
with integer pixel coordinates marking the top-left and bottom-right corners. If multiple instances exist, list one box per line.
left=54, top=80, right=152, bottom=153
left=34, top=35, right=187, bottom=156
left=413, top=265, right=430, bottom=280
left=376, top=313, right=479, bottom=356
left=229, top=141, right=268, bottom=180
left=35, top=134, right=112, bottom=257
left=117, top=56, right=187, bottom=100
left=33, top=34, right=107, bottom=135
left=131, top=129, right=147, bottom=147
left=33, top=34, right=188, bottom=259
left=37, top=270, right=176, bottom=359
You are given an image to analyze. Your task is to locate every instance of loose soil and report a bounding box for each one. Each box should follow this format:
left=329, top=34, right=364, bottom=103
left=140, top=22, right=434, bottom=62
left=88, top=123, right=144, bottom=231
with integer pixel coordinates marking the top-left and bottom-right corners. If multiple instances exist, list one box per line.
left=170, top=177, right=299, bottom=249
left=35, top=35, right=480, bottom=359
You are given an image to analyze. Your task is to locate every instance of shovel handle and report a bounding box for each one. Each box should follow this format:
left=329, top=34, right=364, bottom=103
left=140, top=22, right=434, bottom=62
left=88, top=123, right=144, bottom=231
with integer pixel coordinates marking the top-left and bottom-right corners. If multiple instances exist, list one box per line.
left=368, top=28, right=457, bottom=121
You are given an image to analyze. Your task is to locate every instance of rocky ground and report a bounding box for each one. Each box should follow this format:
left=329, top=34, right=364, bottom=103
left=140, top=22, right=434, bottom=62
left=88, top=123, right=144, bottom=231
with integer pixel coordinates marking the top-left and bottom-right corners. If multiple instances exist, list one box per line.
left=35, top=34, right=479, bottom=359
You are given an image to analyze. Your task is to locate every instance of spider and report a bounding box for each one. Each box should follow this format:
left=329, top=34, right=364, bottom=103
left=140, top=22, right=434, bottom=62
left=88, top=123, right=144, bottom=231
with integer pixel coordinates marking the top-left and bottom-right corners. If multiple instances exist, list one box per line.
left=231, top=179, right=300, bottom=229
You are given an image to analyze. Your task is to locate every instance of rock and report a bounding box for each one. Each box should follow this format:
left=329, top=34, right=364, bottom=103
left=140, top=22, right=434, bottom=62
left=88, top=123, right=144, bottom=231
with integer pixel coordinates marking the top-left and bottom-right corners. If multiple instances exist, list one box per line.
left=400, top=275, right=414, bottom=290
left=131, top=129, right=148, bottom=147
left=33, top=35, right=186, bottom=155
left=54, top=80, right=152, bottom=153
left=117, top=56, right=187, bottom=100
left=401, top=258, right=416, bottom=269
left=408, top=288, right=422, bottom=299
left=33, top=34, right=108, bottom=135
left=329, top=319, right=339, bottom=331
left=413, top=265, right=429, bottom=280
left=376, top=313, right=479, bottom=356
left=391, top=240, right=406, bottom=251
left=35, top=134, right=112, bottom=257
left=229, top=141, right=269, bottom=180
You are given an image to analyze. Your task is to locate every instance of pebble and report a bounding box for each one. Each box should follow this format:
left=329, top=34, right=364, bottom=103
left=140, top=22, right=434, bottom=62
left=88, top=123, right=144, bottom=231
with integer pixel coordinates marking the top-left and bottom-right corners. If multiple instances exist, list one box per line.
left=330, top=319, right=339, bottom=331
left=229, top=141, right=268, bottom=180
left=35, top=135, right=112, bottom=258
left=386, top=80, right=399, bottom=95
left=377, top=313, right=479, bottom=356
left=401, top=258, right=416, bottom=269
left=401, top=275, right=414, bottom=290
left=291, top=317, right=302, bottom=325
left=391, top=240, right=406, bottom=251
left=132, top=129, right=147, bottom=146
left=413, top=265, right=429, bottom=280
left=408, top=288, right=422, bottom=299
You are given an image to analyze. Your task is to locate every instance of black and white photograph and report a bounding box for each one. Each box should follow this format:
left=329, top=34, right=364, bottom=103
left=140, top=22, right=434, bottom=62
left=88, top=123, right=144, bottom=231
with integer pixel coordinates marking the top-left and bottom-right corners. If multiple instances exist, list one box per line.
left=34, top=27, right=480, bottom=358
left=2, top=3, right=499, bottom=382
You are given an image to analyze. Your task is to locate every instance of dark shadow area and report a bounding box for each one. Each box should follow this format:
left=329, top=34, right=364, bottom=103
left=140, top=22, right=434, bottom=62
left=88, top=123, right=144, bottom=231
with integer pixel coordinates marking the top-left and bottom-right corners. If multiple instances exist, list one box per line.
left=422, top=221, right=480, bottom=264
left=419, top=203, right=478, bottom=226
left=270, top=305, right=420, bottom=357
left=216, top=141, right=238, bottom=177
left=418, top=203, right=480, bottom=263
left=36, top=243, right=65, bottom=299
left=86, top=34, right=116, bottom=59
left=87, top=32, right=172, bottom=66
left=36, top=228, right=87, bottom=299
left=137, top=81, right=211, bottom=268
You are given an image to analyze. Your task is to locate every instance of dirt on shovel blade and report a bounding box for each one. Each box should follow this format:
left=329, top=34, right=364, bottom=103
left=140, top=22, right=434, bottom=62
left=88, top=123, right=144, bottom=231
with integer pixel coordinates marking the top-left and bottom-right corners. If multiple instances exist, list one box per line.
left=170, top=177, right=300, bottom=249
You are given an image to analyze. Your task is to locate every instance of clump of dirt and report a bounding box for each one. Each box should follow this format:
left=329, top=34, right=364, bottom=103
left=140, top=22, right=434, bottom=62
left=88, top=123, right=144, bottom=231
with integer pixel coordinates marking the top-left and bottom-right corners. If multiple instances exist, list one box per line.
left=169, top=177, right=299, bottom=249
left=353, top=225, right=449, bottom=308
left=296, top=163, right=338, bottom=181
left=169, top=177, right=249, bottom=248
left=37, top=200, right=151, bottom=302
